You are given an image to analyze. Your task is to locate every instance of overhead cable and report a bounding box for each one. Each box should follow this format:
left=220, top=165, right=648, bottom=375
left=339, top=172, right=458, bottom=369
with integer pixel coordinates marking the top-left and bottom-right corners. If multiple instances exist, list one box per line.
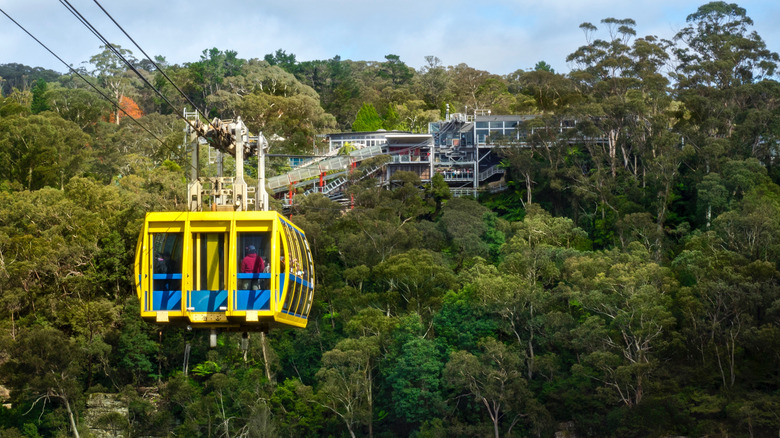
left=90, top=0, right=208, bottom=119
left=0, top=7, right=167, bottom=146
left=59, top=0, right=198, bottom=131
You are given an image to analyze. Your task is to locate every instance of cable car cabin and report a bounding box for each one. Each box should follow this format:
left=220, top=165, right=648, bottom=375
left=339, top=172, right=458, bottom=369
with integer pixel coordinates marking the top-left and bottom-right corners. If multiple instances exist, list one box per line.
left=134, top=210, right=314, bottom=331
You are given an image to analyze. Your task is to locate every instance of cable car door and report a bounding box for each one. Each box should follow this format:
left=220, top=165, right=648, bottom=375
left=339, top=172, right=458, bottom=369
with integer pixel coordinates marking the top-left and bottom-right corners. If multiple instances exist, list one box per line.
left=187, top=219, right=231, bottom=323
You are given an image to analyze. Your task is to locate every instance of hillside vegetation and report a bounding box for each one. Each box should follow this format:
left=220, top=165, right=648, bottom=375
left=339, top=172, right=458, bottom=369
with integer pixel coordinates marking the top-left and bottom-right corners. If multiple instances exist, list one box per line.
left=1, top=2, right=779, bottom=437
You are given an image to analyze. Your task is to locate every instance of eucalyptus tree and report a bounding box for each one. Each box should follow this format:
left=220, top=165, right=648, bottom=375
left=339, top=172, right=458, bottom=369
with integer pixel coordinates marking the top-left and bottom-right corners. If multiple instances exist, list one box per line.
left=445, top=338, right=548, bottom=438
left=44, top=86, right=111, bottom=131
left=88, top=44, right=139, bottom=125
left=0, top=113, right=90, bottom=190
left=415, top=55, right=450, bottom=109
left=566, top=244, right=677, bottom=408
left=673, top=1, right=779, bottom=164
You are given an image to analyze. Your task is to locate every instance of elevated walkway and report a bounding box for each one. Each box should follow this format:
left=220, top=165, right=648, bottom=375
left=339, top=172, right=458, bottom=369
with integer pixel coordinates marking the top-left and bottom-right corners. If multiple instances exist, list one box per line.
left=267, top=145, right=385, bottom=193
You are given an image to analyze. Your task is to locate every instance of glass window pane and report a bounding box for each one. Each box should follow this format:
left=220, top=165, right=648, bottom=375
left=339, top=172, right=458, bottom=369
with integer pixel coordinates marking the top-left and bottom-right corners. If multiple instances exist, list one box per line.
left=236, top=232, right=271, bottom=311
left=152, top=232, right=182, bottom=311
left=287, top=225, right=302, bottom=313
left=238, top=232, right=270, bottom=290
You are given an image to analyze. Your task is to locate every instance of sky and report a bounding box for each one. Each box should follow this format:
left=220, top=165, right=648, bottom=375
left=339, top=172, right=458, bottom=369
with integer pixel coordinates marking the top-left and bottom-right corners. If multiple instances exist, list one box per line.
left=1, top=0, right=779, bottom=77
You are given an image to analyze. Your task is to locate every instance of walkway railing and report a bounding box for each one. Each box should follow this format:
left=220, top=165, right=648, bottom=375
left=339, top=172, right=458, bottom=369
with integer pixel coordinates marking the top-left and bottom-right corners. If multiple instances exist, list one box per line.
left=479, top=165, right=505, bottom=181
left=267, top=145, right=385, bottom=193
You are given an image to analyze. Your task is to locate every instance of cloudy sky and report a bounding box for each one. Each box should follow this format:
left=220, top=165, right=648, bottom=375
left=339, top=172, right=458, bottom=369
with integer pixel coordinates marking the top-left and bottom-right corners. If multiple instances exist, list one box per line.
left=1, top=0, right=779, bottom=76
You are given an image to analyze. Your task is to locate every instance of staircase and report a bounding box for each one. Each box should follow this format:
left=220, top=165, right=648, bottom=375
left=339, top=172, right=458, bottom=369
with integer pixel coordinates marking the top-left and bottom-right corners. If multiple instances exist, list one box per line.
left=479, top=164, right=505, bottom=181
left=267, top=145, right=385, bottom=193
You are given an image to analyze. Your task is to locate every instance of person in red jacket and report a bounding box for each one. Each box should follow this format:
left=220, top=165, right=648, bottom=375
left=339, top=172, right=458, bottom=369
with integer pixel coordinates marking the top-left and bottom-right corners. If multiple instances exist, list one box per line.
left=241, top=245, right=265, bottom=289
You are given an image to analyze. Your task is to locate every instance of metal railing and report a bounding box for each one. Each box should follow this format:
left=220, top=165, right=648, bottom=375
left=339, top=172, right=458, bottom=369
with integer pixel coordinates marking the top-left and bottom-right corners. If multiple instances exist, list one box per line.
left=450, top=188, right=478, bottom=198
left=440, top=170, right=474, bottom=181
left=267, top=145, right=385, bottom=193
left=391, top=155, right=428, bottom=163
left=305, top=177, right=348, bottom=195
left=479, top=165, right=505, bottom=181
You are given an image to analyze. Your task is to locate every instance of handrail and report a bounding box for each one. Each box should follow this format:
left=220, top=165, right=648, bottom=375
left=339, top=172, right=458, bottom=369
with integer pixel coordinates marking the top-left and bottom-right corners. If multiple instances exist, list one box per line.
left=479, top=165, right=505, bottom=181
left=267, top=145, right=385, bottom=192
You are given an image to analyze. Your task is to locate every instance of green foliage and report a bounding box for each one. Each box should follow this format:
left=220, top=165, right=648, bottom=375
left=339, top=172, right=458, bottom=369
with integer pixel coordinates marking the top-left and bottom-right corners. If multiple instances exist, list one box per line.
left=116, top=300, right=158, bottom=384
left=385, top=337, right=445, bottom=425
left=264, top=48, right=298, bottom=72
left=0, top=113, right=90, bottom=190
left=29, top=79, right=48, bottom=114
left=351, top=102, right=384, bottom=131
left=434, top=288, right=497, bottom=353
left=270, top=378, right=324, bottom=436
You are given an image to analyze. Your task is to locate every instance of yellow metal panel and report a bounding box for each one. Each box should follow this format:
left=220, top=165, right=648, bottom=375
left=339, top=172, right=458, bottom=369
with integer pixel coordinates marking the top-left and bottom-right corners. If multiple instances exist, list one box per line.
left=156, top=311, right=169, bottom=323
left=245, top=311, right=258, bottom=322
left=234, top=221, right=272, bottom=230
left=145, top=212, right=188, bottom=233
left=205, top=234, right=220, bottom=290
left=189, top=211, right=235, bottom=220
left=190, top=221, right=231, bottom=232
left=147, top=222, right=185, bottom=233
left=269, top=217, right=278, bottom=312
left=135, top=220, right=147, bottom=312
left=277, top=227, right=289, bottom=313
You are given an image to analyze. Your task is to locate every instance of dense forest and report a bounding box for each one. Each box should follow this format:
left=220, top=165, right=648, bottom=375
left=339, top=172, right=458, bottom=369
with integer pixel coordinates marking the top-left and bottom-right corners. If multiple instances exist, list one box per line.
left=1, top=1, right=780, bottom=437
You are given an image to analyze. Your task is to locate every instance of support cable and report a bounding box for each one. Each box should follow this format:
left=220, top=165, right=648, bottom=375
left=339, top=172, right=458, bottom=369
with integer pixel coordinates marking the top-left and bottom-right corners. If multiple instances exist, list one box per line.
left=90, top=0, right=208, bottom=120
left=0, top=7, right=167, bottom=146
left=59, top=0, right=200, bottom=132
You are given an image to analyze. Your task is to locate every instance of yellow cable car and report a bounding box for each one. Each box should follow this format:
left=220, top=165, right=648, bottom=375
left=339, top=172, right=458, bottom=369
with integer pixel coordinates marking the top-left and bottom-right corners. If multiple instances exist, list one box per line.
left=134, top=210, right=314, bottom=330
left=134, top=116, right=314, bottom=334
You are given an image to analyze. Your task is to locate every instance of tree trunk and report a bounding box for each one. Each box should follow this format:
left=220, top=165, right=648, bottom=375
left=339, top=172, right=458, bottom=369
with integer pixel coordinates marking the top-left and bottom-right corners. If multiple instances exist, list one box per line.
left=63, top=397, right=80, bottom=438
left=261, top=332, right=272, bottom=382
left=367, top=361, right=374, bottom=438
left=609, top=129, right=618, bottom=178
left=527, top=304, right=535, bottom=380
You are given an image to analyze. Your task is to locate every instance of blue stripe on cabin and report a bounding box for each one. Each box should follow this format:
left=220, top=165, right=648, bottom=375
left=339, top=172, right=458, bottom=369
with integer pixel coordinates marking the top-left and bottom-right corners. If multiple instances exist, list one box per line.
left=234, top=289, right=271, bottom=310
left=152, top=273, right=182, bottom=280
left=190, top=290, right=228, bottom=312
left=153, top=290, right=181, bottom=311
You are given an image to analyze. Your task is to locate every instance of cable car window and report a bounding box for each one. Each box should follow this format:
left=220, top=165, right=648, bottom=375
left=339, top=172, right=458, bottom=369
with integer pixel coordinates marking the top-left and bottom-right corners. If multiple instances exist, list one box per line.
left=288, top=229, right=307, bottom=316
left=151, top=232, right=182, bottom=311
left=294, top=231, right=312, bottom=282
left=281, top=223, right=301, bottom=316
left=238, top=232, right=269, bottom=290
left=296, top=232, right=314, bottom=315
left=298, top=234, right=314, bottom=317
left=190, top=232, right=228, bottom=312
left=279, top=228, right=288, bottom=303
left=236, top=232, right=271, bottom=311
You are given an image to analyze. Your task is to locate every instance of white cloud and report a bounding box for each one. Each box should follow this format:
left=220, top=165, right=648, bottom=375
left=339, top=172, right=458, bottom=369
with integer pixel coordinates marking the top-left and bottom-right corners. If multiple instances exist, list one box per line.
left=1, top=0, right=778, bottom=76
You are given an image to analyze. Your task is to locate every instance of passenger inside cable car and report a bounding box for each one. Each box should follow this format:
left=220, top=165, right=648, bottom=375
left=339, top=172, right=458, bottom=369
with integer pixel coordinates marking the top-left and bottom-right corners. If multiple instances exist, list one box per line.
left=235, top=232, right=271, bottom=311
